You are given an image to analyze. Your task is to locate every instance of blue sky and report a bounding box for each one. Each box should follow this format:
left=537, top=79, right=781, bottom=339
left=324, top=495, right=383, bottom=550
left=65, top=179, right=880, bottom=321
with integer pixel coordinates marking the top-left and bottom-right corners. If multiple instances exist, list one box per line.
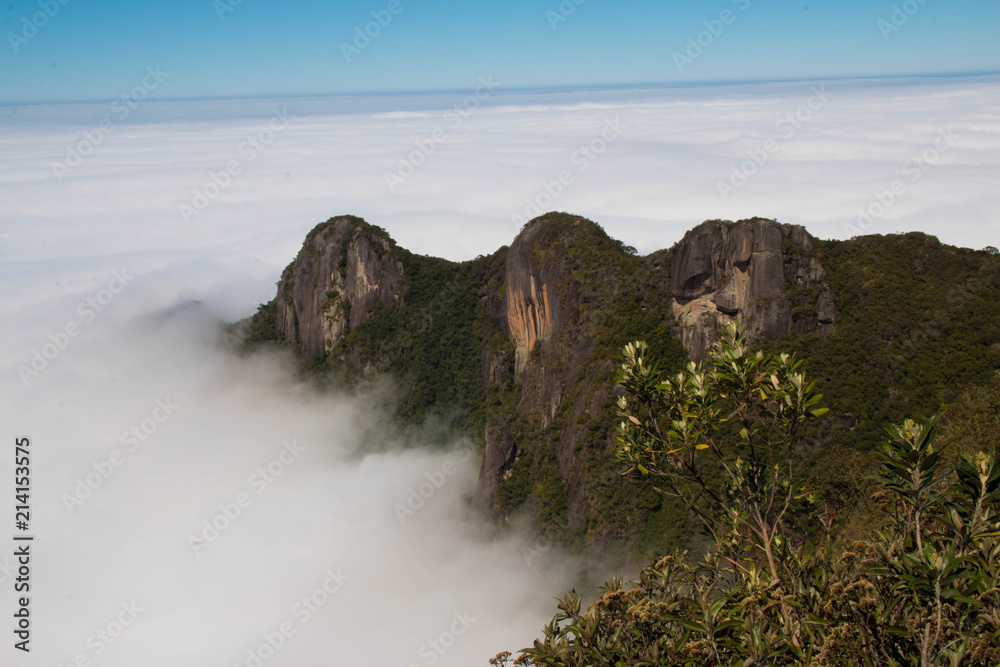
left=1, top=0, right=998, bottom=103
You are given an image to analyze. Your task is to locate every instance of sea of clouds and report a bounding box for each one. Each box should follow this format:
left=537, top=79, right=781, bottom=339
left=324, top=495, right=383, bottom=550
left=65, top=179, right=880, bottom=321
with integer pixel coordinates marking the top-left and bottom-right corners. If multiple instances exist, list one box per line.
left=0, top=75, right=998, bottom=665
left=2, top=296, right=576, bottom=666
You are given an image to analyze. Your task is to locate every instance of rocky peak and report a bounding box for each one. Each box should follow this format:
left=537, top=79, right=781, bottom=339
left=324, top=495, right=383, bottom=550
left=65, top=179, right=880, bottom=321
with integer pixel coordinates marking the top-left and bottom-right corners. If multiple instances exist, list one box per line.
left=671, top=218, right=837, bottom=360
left=276, top=216, right=404, bottom=357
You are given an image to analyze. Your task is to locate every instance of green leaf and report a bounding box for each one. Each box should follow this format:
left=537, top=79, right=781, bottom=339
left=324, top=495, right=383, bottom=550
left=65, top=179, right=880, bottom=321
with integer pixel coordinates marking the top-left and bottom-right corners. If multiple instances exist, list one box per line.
left=664, top=615, right=707, bottom=633
left=708, top=597, right=727, bottom=619
left=805, top=615, right=830, bottom=627
left=810, top=408, right=829, bottom=417
left=714, top=619, right=744, bottom=633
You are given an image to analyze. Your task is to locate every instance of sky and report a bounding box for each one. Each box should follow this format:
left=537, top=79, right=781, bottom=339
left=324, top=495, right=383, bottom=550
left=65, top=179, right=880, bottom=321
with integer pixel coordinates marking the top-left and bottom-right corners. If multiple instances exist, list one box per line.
left=1, top=0, right=999, bottom=103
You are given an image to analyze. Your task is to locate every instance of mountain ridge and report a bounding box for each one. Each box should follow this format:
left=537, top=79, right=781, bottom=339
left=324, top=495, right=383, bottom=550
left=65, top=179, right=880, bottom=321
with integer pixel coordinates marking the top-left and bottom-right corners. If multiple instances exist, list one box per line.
left=241, top=212, right=1000, bottom=561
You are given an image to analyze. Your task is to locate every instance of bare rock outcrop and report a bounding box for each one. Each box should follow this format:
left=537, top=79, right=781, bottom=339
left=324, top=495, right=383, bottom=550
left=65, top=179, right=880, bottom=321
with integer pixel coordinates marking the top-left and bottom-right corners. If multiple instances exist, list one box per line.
left=503, top=223, right=562, bottom=375
left=671, top=219, right=836, bottom=360
left=276, top=217, right=404, bottom=357
left=471, top=424, right=516, bottom=515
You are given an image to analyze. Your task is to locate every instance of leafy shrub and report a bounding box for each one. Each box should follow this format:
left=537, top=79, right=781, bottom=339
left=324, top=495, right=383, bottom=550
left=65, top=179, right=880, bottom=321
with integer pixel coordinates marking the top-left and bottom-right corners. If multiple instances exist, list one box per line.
left=497, top=326, right=1000, bottom=666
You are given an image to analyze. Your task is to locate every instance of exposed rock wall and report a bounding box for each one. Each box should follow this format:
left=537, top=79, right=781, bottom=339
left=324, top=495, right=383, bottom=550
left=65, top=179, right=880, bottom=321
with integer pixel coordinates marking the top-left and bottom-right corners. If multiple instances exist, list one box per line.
left=472, top=424, right=517, bottom=513
left=275, top=217, right=404, bottom=357
left=503, top=223, right=561, bottom=375
left=475, top=215, right=653, bottom=539
left=671, top=219, right=837, bottom=360
left=265, top=214, right=840, bottom=555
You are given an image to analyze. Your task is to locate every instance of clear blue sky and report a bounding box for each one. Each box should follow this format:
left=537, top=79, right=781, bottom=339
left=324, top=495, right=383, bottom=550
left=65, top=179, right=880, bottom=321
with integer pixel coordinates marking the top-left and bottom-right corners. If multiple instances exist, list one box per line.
left=1, top=0, right=998, bottom=103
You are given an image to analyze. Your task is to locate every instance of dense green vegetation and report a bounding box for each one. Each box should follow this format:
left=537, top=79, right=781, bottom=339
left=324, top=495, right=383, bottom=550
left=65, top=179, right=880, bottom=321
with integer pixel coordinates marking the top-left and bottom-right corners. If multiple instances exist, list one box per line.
left=238, top=217, right=1000, bottom=663
left=781, top=234, right=999, bottom=434
left=240, top=217, right=1000, bottom=567
left=324, top=248, right=510, bottom=428
left=244, top=220, right=516, bottom=434
left=486, top=215, right=691, bottom=553
left=241, top=300, right=279, bottom=345
left=765, top=234, right=1000, bottom=535
left=496, top=328, right=1000, bottom=666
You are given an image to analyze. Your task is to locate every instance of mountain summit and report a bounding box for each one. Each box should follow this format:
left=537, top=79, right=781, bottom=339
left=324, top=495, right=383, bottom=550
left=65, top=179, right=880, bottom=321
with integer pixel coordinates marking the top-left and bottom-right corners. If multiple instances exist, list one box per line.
left=244, top=212, right=1000, bottom=559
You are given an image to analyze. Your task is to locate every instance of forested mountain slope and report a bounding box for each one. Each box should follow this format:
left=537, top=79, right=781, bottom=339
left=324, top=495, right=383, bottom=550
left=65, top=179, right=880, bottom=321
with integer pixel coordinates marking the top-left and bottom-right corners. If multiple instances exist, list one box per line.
left=241, top=213, right=1000, bottom=560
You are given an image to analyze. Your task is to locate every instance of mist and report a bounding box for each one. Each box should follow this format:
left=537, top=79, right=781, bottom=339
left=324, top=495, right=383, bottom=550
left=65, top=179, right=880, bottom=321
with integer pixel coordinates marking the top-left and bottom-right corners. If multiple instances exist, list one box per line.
left=0, top=260, right=576, bottom=665
left=1, top=75, right=997, bottom=282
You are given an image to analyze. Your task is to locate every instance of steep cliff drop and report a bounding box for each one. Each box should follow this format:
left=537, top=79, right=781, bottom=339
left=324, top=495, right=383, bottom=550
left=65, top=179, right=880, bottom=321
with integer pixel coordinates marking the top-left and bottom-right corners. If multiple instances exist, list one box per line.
left=256, top=213, right=843, bottom=559
left=504, top=223, right=558, bottom=376
left=472, top=214, right=680, bottom=542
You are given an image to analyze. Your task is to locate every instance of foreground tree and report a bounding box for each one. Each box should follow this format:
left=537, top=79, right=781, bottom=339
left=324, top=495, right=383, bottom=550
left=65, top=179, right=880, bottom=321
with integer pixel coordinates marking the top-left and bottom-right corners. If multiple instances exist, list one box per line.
left=494, top=326, right=1000, bottom=666
left=614, top=323, right=827, bottom=586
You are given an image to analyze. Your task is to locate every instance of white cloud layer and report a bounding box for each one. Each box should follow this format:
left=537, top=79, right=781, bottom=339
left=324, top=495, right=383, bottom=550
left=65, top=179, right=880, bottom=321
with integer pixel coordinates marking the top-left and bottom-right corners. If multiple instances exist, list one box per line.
left=0, top=291, right=578, bottom=665
left=0, top=75, right=998, bottom=665
left=0, top=75, right=997, bottom=275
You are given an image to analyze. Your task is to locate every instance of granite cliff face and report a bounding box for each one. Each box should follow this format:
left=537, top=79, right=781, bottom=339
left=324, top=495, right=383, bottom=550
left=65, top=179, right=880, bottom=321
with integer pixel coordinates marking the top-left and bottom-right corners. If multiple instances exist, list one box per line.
left=503, top=224, right=560, bottom=375
left=471, top=423, right=517, bottom=514
left=671, top=219, right=838, bottom=360
left=244, top=214, right=1000, bottom=562
left=471, top=217, right=840, bottom=537
left=257, top=213, right=844, bottom=557
left=471, top=225, right=572, bottom=514
left=470, top=215, right=683, bottom=545
left=276, top=217, right=404, bottom=358
left=474, top=220, right=580, bottom=515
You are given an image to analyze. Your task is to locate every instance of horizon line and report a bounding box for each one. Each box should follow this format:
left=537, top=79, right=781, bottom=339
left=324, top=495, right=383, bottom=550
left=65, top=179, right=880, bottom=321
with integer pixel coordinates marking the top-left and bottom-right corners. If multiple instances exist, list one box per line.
left=3, top=69, right=999, bottom=109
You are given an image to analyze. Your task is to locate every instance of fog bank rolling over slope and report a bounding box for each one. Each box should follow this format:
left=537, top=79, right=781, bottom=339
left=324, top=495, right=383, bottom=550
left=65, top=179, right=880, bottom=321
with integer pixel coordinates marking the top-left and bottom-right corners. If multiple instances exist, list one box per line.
left=0, top=270, right=574, bottom=664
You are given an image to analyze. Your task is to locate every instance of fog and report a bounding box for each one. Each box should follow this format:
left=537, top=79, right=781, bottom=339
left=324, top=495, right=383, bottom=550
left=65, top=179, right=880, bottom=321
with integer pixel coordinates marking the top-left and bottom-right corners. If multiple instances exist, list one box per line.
left=2, top=75, right=998, bottom=282
left=0, top=270, right=576, bottom=665
left=1, top=75, right=998, bottom=665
